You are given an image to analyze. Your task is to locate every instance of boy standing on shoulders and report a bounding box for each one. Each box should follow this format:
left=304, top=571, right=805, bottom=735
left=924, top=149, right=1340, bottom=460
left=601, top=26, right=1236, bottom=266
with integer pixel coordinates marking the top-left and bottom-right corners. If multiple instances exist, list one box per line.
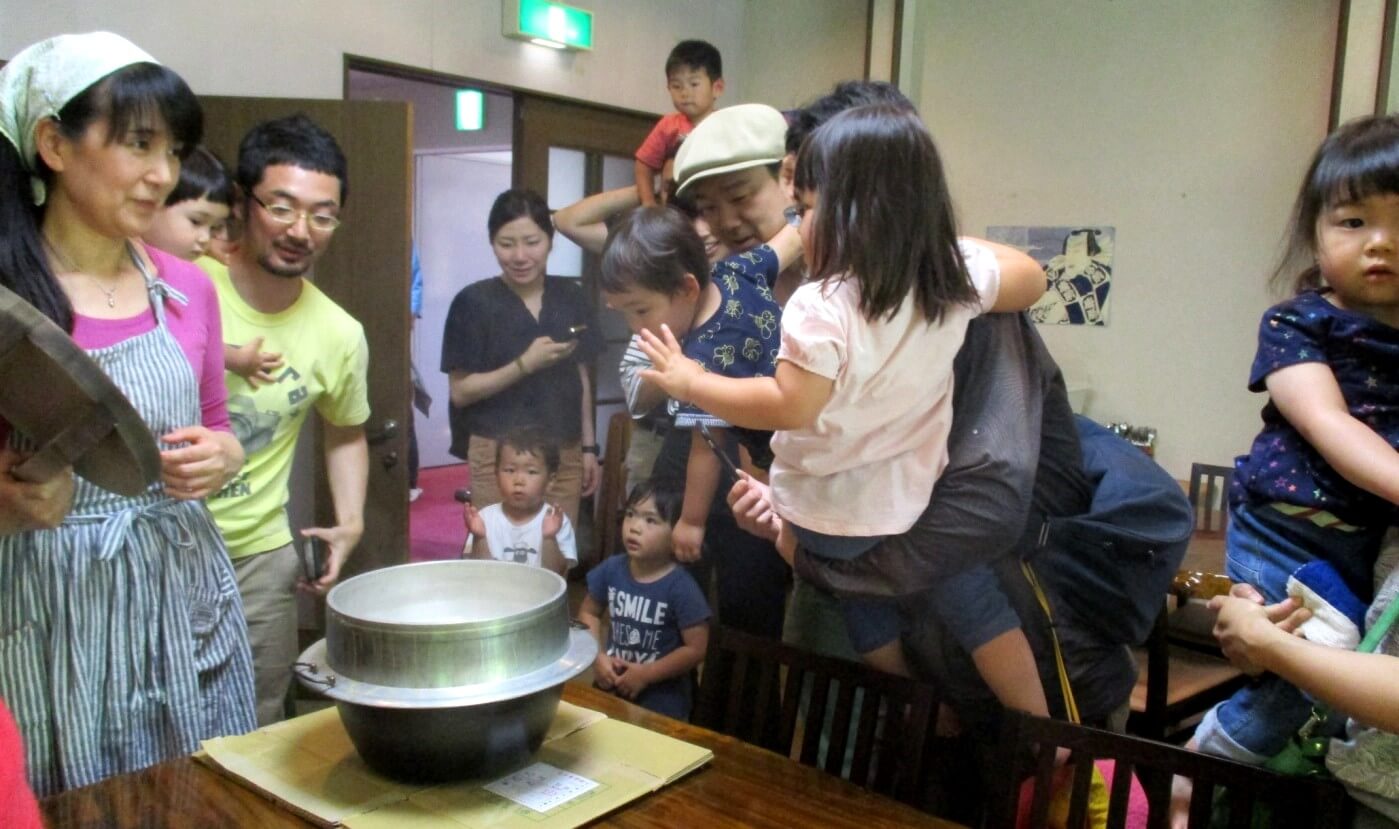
left=204, top=115, right=370, bottom=726
left=635, top=40, right=724, bottom=206
left=463, top=427, right=577, bottom=577
left=579, top=482, right=711, bottom=721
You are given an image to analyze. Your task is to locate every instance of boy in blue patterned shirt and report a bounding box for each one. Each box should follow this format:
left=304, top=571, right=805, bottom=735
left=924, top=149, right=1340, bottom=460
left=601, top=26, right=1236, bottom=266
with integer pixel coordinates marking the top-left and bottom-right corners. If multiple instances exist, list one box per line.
left=600, top=205, right=800, bottom=563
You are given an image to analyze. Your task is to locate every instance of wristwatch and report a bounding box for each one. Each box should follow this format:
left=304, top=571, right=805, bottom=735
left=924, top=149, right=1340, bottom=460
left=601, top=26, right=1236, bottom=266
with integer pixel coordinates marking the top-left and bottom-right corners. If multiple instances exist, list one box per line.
left=580, top=444, right=601, bottom=455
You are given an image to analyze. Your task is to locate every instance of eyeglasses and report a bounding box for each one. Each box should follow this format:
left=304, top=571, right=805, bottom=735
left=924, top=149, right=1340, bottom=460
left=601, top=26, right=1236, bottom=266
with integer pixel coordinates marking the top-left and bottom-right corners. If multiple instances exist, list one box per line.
left=250, top=193, right=342, bottom=233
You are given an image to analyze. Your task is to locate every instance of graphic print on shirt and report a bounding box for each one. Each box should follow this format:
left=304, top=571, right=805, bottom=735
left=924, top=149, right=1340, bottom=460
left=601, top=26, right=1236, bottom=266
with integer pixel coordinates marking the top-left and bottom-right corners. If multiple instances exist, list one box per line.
left=503, top=522, right=537, bottom=564
left=605, top=585, right=672, bottom=664
left=213, top=363, right=309, bottom=500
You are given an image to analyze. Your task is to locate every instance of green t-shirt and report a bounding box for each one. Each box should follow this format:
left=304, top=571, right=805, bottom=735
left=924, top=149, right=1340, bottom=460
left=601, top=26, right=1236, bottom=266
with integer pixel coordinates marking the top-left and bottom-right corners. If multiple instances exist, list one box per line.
left=203, top=258, right=370, bottom=558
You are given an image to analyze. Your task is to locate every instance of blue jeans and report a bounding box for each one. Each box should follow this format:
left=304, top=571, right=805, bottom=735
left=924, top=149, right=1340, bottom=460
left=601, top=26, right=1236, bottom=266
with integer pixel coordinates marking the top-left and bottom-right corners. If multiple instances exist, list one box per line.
left=1199, top=501, right=1382, bottom=759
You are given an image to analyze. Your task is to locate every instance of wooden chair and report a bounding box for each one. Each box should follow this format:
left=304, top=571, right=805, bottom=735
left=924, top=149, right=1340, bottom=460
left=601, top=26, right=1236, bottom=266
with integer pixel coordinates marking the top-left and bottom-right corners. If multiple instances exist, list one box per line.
left=1128, top=601, right=1247, bottom=743
left=989, top=710, right=1352, bottom=828
left=1128, top=462, right=1245, bottom=742
left=1187, top=463, right=1233, bottom=535
left=590, top=412, right=632, bottom=566
left=693, top=625, right=937, bottom=807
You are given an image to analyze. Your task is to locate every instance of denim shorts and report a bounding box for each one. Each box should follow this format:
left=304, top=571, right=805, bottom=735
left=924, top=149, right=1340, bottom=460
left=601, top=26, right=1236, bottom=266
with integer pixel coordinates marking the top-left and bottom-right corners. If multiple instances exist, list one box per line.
left=1199, top=500, right=1383, bottom=758
left=1224, top=500, right=1380, bottom=605
left=789, top=523, right=885, bottom=560
left=838, top=596, right=904, bottom=655
left=789, top=525, right=900, bottom=653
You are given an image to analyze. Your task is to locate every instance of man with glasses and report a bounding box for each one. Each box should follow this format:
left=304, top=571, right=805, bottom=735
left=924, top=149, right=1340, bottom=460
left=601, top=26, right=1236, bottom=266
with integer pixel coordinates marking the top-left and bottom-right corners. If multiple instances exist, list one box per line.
left=204, top=114, right=369, bottom=725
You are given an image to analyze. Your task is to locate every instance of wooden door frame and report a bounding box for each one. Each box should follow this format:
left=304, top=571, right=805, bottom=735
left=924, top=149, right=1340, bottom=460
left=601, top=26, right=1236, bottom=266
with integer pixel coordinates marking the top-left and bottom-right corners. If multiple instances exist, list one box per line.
left=343, top=54, right=658, bottom=192
left=343, top=55, right=655, bottom=416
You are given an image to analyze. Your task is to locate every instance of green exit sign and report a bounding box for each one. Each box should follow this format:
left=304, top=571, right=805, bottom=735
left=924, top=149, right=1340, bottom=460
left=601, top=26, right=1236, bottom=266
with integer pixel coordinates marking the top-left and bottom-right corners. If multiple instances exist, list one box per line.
left=455, top=89, right=484, bottom=131
left=503, top=0, right=593, bottom=51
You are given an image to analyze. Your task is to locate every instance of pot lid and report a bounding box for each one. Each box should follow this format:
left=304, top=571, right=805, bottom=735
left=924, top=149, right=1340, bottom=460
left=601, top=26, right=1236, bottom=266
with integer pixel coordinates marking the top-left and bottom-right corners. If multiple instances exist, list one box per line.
left=0, top=285, right=160, bottom=496
left=293, top=625, right=597, bottom=709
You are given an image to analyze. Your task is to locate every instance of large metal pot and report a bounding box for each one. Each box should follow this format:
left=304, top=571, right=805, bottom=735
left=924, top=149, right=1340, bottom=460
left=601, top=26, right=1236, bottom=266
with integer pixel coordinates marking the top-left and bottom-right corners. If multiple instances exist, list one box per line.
left=326, top=559, right=571, bottom=688
left=293, top=561, right=595, bottom=782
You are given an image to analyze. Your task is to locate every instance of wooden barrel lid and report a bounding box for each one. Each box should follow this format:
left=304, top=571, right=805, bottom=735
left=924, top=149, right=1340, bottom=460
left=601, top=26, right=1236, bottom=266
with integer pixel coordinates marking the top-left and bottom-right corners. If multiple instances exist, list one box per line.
left=0, top=284, right=161, bottom=496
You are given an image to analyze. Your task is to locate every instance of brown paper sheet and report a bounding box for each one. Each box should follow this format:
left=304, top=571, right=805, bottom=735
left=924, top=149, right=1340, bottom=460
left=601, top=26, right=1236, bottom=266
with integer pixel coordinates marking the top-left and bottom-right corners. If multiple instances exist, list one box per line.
left=197, top=699, right=710, bottom=828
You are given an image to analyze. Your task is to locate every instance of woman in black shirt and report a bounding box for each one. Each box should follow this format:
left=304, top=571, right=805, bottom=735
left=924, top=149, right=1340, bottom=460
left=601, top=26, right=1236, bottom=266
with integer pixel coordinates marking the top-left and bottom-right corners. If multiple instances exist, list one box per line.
left=441, top=189, right=602, bottom=527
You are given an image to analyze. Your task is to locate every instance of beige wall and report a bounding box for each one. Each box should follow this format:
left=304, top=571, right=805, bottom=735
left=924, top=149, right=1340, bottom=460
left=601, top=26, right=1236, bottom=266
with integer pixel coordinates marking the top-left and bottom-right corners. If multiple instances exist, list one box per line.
left=0, top=0, right=872, bottom=123
left=0, top=0, right=749, bottom=111
left=907, top=1, right=1339, bottom=478
left=740, top=0, right=870, bottom=109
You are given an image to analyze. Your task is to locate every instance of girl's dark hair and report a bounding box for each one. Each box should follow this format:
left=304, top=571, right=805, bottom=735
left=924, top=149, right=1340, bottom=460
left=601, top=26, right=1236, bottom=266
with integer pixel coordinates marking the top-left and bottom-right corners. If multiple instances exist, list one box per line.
left=669, top=188, right=700, bottom=220
left=165, top=145, right=232, bottom=207
left=600, top=206, right=709, bottom=295
left=623, top=479, right=684, bottom=527
left=787, top=80, right=914, bottom=155
left=1274, top=114, right=1399, bottom=296
left=0, top=62, right=202, bottom=331
left=236, top=114, right=348, bottom=205
left=795, top=104, right=974, bottom=323
left=488, top=188, right=553, bottom=241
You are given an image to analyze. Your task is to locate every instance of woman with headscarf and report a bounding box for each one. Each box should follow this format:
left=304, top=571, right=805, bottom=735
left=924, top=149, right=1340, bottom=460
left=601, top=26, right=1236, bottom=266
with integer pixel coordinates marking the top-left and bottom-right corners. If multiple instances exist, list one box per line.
left=0, top=32, right=255, bottom=795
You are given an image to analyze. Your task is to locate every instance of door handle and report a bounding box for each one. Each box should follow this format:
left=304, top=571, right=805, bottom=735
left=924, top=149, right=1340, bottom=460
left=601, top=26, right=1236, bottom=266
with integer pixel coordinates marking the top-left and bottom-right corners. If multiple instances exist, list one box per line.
left=366, top=419, right=399, bottom=446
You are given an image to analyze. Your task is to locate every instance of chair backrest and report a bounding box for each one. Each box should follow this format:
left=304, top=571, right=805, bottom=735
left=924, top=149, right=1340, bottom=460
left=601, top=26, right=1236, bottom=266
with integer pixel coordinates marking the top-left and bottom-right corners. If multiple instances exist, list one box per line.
left=990, top=710, right=1352, bottom=828
left=693, top=625, right=937, bottom=806
left=591, top=411, right=633, bottom=566
left=1187, top=463, right=1233, bottom=535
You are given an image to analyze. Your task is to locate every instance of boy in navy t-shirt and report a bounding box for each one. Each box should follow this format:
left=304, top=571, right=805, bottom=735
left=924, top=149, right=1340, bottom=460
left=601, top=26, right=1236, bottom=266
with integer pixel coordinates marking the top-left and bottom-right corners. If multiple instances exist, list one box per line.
left=579, top=481, right=710, bottom=720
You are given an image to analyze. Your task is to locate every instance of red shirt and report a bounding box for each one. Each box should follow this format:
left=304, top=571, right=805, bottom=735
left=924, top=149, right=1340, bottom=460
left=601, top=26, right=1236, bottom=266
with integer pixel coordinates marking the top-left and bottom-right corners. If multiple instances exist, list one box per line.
left=635, top=111, right=697, bottom=170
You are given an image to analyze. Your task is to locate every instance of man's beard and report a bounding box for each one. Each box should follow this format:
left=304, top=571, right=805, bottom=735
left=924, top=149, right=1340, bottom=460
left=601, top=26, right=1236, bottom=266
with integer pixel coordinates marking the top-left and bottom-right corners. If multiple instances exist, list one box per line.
left=258, top=251, right=312, bottom=279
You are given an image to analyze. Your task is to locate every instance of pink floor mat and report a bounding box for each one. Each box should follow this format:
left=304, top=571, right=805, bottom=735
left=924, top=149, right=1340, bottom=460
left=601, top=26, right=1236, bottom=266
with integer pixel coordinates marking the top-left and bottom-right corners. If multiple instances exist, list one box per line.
left=410, top=464, right=469, bottom=562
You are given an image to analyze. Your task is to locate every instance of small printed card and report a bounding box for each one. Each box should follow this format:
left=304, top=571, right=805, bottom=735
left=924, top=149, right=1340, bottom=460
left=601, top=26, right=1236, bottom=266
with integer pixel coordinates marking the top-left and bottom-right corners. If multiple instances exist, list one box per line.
left=484, top=762, right=600, bottom=813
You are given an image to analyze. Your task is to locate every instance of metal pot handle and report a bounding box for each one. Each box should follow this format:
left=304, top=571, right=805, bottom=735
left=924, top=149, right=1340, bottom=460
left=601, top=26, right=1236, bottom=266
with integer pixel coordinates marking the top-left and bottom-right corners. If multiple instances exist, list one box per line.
left=292, top=661, right=337, bottom=688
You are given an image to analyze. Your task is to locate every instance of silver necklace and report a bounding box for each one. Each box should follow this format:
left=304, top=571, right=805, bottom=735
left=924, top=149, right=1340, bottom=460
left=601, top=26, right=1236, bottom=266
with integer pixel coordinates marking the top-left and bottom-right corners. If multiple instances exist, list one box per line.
left=43, top=237, right=123, bottom=307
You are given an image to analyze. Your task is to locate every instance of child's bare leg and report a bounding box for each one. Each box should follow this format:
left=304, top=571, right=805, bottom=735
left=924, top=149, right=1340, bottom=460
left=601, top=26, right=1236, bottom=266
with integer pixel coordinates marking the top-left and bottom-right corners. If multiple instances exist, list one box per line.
left=860, top=640, right=911, bottom=677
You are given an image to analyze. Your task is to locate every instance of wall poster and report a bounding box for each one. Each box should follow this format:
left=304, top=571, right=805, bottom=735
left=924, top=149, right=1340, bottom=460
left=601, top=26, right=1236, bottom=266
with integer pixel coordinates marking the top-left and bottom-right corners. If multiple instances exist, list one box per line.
left=985, top=225, right=1114, bottom=326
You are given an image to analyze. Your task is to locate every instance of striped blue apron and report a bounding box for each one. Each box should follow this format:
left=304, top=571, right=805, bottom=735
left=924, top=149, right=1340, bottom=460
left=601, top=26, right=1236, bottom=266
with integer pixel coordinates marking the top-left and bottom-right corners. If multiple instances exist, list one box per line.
left=0, top=248, right=256, bottom=795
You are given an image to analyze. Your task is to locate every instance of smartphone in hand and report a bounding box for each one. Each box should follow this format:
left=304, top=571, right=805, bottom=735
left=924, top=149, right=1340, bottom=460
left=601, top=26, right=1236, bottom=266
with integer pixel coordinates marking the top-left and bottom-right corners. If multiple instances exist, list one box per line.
left=300, top=537, right=328, bottom=582
left=553, top=323, right=588, bottom=342
left=698, top=422, right=741, bottom=480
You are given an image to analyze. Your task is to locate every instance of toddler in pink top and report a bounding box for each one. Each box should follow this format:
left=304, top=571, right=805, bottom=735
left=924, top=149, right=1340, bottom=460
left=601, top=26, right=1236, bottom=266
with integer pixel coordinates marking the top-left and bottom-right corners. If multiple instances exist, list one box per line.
left=641, top=105, right=1046, bottom=673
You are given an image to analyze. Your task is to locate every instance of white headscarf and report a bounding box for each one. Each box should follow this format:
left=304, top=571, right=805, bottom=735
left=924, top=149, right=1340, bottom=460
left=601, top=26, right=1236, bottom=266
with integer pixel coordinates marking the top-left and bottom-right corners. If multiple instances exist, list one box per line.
left=0, top=32, right=159, bottom=205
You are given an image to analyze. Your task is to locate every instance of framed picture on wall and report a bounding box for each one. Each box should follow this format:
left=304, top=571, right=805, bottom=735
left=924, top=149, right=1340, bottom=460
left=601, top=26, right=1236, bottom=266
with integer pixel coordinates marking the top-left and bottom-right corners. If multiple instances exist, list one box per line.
left=986, top=225, right=1114, bottom=326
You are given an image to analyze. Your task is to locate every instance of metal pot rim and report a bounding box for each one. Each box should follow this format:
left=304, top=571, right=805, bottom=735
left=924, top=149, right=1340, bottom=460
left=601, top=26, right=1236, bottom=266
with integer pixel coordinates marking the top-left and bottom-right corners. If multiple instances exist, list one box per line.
left=326, top=560, right=566, bottom=630
left=293, top=627, right=597, bottom=709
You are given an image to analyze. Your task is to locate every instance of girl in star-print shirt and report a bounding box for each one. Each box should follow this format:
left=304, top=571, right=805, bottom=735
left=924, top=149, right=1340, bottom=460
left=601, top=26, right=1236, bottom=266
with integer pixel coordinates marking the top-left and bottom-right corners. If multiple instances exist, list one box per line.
left=1189, top=114, right=1399, bottom=771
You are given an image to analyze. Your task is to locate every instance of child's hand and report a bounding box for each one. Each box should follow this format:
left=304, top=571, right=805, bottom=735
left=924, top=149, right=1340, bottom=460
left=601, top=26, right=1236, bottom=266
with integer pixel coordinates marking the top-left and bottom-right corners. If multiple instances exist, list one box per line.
left=226, top=338, right=284, bottom=387
left=463, top=502, right=488, bottom=539
left=611, top=660, right=651, bottom=700
left=637, top=324, right=704, bottom=402
left=593, top=653, right=620, bottom=690
left=541, top=502, right=563, bottom=539
left=673, top=518, right=705, bottom=562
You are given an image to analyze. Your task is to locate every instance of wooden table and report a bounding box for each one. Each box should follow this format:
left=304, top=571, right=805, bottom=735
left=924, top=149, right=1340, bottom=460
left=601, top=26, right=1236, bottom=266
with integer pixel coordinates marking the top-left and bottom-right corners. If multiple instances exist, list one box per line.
left=1179, top=532, right=1226, bottom=578
left=41, top=684, right=960, bottom=828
